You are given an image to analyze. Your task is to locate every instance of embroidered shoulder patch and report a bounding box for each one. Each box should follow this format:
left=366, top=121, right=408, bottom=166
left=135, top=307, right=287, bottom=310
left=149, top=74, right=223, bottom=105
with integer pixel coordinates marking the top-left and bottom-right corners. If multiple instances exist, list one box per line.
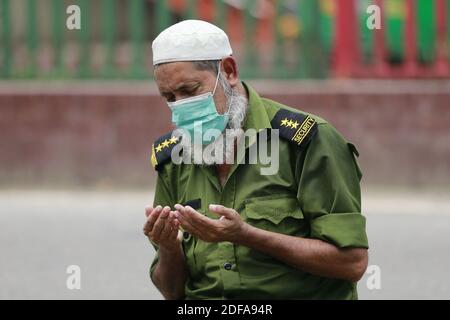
left=151, top=132, right=181, bottom=171
left=271, top=109, right=318, bottom=147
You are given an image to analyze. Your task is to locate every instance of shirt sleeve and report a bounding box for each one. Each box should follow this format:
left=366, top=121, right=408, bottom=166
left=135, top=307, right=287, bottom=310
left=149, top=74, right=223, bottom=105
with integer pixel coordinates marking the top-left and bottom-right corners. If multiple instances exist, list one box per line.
left=149, top=170, right=175, bottom=280
left=296, top=123, right=369, bottom=249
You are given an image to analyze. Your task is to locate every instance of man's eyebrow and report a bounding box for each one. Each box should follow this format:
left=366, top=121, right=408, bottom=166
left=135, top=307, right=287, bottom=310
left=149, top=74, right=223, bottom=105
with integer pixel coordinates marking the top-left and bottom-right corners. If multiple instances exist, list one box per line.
left=174, top=82, right=200, bottom=92
left=159, top=82, right=201, bottom=97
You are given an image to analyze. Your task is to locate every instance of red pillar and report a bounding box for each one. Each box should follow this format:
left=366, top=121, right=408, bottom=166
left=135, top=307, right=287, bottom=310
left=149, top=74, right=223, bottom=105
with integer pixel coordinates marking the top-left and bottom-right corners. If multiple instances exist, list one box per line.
left=434, top=0, right=449, bottom=77
left=373, top=0, right=390, bottom=77
left=168, top=0, right=187, bottom=14
left=197, top=0, right=215, bottom=22
left=226, top=5, right=244, bottom=45
left=403, top=0, right=419, bottom=77
left=333, top=0, right=361, bottom=77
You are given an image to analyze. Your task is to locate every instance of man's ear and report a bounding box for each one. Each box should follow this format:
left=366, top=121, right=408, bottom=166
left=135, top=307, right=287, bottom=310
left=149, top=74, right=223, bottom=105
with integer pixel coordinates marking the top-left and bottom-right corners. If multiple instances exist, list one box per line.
left=221, top=57, right=239, bottom=87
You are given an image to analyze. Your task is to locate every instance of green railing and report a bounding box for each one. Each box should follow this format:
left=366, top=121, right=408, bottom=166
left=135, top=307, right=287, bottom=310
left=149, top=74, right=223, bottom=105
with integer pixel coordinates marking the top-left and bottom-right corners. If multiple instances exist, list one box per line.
left=0, top=0, right=448, bottom=80
left=0, top=0, right=328, bottom=79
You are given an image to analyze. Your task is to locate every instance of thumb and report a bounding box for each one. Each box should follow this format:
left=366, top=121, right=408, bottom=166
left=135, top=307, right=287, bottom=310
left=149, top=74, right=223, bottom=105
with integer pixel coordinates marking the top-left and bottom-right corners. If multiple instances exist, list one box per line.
left=209, top=204, right=236, bottom=219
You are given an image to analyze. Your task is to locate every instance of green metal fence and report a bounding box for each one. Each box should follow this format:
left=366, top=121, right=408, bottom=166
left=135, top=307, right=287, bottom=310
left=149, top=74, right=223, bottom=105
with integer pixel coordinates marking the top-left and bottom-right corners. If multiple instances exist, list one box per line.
left=0, top=0, right=328, bottom=79
left=0, top=0, right=448, bottom=79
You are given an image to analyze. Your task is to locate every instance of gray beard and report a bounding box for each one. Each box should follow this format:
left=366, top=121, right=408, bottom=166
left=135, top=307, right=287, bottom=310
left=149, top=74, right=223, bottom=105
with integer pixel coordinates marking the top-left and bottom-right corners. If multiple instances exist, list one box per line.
left=178, top=75, right=248, bottom=165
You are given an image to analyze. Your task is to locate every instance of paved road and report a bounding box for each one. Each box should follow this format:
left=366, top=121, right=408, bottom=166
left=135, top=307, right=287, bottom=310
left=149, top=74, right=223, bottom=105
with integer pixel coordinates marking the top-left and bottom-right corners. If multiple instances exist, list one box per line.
left=0, top=190, right=449, bottom=300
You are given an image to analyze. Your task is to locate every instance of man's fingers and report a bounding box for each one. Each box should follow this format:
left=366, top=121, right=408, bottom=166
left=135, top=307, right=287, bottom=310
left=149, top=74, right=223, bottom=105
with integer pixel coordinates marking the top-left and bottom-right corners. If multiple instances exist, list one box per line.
left=169, top=217, right=180, bottom=240
left=160, top=211, right=176, bottom=241
left=175, top=205, right=220, bottom=241
left=171, top=212, right=183, bottom=239
left=172, top=218, right=180, bottom=230
left=143, top=206, right=162, bottom=234
left=152, top=206, right=171, bottom=240
left=184, top=205, right=218, bottom=228
left=174, top=204, right=184, bottom=212
left=160, top=206, right=170, bottom=219
left=176, top=205, right=204, bottom=229
left=145, top=206, right=153, bottom=218
left=173, top=207, right=202, bottom=237
left=209, top=204, right=236, bottom=219
left=182, top=206, right=204, bottom=226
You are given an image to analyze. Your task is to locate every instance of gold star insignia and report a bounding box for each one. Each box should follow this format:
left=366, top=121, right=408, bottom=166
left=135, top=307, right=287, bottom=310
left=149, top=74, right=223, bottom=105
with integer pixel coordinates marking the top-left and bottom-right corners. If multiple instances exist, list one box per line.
left=162, top=140, right=170, bottom=148
left=169, top=136, right=178, bottom=144
left=287, top=120, right=295, bottom=128
left=281, top=118, right=289, bottom=127
left=155, top=144, right=163, bottom=153
left=291, top=121, right=299, bottom=129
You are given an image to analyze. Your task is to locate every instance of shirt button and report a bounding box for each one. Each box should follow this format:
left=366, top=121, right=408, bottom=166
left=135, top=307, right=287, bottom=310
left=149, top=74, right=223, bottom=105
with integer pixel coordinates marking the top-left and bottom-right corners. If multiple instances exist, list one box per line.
left=223, top=262, right=232, bottom=270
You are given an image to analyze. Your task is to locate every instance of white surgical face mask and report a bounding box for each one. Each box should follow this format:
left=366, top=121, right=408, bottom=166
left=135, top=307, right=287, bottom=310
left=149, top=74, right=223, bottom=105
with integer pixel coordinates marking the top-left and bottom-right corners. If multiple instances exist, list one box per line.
left=167, top=63, right=229, bottom=145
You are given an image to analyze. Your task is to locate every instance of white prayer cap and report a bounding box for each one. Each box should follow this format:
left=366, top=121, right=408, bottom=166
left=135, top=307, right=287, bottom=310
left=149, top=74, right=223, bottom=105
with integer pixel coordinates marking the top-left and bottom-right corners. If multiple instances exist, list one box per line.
left=152, top=20, right=233, bottom=66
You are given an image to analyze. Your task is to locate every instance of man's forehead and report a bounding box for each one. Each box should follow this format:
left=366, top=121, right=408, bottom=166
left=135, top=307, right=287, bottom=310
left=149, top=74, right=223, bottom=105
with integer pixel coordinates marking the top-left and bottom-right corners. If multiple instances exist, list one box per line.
left=156, top=61, right=196, bottom=73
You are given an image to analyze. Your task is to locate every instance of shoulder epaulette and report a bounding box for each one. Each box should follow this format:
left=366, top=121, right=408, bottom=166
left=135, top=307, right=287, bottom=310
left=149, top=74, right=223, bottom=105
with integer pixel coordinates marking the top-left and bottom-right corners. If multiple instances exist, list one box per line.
left=270, top=109, right=318, bottom=147
left=151, top=132, right=181, bottom=171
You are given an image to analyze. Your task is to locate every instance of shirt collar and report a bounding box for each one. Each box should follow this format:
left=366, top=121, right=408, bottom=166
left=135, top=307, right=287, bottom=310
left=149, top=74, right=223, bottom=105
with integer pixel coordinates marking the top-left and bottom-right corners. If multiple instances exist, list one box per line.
left=242, top=82, right=272, bottom=132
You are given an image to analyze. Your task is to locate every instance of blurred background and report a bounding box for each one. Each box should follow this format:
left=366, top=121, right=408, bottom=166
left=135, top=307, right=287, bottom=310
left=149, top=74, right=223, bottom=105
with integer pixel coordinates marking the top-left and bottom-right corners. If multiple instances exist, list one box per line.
left=0, top=0, right=449, bottom=300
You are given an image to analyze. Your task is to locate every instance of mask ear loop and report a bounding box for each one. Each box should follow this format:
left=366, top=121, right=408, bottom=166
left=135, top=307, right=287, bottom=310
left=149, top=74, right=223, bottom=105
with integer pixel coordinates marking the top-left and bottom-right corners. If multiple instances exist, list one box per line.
left=212, top=61, right=221, bottom=96
left=212, top=60, right=231, bottom=120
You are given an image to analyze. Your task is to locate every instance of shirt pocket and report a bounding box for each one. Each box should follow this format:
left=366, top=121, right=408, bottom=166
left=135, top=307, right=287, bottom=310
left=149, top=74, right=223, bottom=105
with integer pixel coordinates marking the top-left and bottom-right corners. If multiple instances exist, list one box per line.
left=239, top=194, right=309, bottom=267
left=243, top=194, right=307, bottom=236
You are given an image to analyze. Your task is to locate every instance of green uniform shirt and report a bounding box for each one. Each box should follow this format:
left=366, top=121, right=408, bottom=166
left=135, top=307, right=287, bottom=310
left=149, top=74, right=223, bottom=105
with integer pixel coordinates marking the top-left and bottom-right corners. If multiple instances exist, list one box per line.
left=150, top=82, right=368, bottom=300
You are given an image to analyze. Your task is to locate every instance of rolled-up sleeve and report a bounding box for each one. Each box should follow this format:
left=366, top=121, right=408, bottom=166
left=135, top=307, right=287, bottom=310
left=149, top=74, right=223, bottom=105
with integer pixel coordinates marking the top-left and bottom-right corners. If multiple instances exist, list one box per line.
left=296, top=123, right=369, bottom=249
